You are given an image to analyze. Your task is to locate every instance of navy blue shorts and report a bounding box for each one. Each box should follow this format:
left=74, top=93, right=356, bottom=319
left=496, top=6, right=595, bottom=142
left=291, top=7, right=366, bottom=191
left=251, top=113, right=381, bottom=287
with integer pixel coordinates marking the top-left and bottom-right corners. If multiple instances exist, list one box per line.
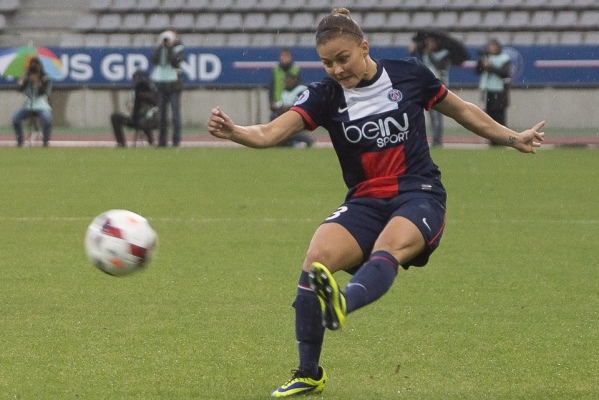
left=322, top=192, right=446, bottom=269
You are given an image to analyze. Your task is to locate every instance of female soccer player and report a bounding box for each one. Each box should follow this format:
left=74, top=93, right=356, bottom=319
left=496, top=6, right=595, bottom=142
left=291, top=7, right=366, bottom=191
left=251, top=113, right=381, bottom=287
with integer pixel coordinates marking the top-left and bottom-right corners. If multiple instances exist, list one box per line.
left=208, top=8, right=545, bottom=398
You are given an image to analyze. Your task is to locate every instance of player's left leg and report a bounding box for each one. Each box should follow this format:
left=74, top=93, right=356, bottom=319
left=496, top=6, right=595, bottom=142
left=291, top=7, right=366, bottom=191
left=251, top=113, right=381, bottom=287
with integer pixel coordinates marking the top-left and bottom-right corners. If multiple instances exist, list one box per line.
left=272, top=222, right=363, bottom=396
left=296, top=222, right=362, bottom=372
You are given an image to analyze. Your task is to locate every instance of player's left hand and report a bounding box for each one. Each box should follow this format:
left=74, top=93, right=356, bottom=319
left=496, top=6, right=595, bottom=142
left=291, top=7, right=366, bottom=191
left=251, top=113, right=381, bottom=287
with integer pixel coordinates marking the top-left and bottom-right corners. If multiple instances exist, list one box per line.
left=514, top=121, right=545, bottom=153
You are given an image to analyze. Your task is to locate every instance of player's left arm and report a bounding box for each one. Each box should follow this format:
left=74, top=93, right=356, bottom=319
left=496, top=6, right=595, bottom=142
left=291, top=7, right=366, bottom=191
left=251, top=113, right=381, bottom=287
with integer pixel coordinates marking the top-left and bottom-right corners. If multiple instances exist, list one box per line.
left=433, top=90, right=545, bottom=153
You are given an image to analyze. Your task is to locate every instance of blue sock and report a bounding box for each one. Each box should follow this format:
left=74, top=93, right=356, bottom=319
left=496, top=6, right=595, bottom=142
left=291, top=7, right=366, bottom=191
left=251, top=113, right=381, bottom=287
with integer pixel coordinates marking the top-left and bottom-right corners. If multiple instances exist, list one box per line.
left=293, top=271, right=324, bottom=378
left=345, top=251, right=399, bottom=313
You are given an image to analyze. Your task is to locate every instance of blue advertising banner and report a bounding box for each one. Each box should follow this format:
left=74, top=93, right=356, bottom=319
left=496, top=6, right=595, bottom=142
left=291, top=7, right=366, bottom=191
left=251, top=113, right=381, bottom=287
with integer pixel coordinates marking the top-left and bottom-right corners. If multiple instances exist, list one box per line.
left=0, top=45, right=598, bottom=88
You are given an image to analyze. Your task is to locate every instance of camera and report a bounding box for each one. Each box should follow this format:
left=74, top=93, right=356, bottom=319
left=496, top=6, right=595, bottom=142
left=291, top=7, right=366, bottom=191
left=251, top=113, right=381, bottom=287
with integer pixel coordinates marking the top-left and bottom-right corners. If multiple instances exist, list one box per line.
left=158, top=30, right=176, bottom=47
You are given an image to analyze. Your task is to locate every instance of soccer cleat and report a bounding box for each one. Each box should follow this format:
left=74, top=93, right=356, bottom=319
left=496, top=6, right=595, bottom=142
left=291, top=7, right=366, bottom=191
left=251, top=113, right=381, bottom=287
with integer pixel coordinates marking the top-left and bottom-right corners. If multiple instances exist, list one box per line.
left=309, top=262, right=347, bottom=330
left=271, top=367, right=327, bottom=397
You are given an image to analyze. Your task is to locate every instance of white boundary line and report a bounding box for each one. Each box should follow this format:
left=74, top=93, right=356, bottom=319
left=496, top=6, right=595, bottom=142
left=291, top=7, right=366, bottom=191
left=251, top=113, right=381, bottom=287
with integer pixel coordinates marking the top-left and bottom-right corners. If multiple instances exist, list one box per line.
left=1, top=216, right=598, bottom=224
left=3, top=140, right=597, bottom=149
left=0, top=140, right=338, bottom=148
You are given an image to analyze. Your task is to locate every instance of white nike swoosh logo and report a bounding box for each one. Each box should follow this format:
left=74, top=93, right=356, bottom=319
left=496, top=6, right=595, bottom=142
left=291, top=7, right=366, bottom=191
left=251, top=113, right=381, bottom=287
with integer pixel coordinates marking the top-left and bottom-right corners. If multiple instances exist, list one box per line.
left=338, top=105, right=351, bottom=113
left=422, top=218, right=431, bottom=231
left=346, top=282, right=366, bottom=291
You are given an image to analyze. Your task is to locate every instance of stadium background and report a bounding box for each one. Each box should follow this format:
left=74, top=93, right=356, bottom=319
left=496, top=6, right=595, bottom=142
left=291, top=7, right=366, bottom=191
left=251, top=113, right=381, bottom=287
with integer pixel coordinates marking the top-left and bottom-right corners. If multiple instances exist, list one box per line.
left=0, top=0, right=598, bottom=142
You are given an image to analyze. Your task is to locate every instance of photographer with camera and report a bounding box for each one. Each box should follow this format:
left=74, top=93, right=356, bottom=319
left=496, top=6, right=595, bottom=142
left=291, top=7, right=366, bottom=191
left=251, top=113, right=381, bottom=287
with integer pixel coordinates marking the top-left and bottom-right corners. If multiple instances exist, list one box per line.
left=151, top=30, right=185, bottom=147
left=110, top=69, right=158, bottom=147
left=409, top=33, right=451, bottom=146
left=476, top=38, right=511, bottom=131
left=12, top=56, right=53, bottom=147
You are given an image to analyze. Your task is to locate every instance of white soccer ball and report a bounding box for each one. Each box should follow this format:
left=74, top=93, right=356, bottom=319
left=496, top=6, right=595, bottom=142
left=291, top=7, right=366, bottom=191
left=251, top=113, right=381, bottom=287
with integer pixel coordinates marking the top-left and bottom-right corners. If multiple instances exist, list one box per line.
left=84, top=209, right=158, bottom=276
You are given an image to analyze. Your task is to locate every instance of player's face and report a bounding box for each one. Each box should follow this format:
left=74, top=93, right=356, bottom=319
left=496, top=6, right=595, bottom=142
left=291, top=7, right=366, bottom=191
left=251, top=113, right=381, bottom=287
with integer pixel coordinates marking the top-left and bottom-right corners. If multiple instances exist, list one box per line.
left=317, top=36, right=372, bottom=89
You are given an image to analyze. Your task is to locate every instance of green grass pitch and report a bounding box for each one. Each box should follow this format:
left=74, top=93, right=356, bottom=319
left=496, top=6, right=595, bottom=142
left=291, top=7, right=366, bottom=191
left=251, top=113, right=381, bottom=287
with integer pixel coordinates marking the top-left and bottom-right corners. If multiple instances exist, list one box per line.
left=0, top=146, right=597, bottom=399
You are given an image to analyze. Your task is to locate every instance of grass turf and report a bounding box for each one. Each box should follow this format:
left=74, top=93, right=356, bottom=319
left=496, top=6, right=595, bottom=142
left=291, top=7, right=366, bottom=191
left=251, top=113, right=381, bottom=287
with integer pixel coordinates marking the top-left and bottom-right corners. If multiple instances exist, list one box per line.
left=0, top=147, right=597, bottom=399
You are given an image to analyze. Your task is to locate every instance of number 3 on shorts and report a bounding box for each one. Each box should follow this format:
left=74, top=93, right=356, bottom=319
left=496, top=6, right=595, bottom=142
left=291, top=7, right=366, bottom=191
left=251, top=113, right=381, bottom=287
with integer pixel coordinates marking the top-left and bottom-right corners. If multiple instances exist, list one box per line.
left=325, top=206, right=348, bottom=221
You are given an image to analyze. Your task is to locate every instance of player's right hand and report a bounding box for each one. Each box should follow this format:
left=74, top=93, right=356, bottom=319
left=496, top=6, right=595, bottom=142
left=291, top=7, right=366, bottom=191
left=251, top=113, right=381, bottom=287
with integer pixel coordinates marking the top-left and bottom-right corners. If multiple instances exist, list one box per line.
left=208, top=107, right=235, bottom=140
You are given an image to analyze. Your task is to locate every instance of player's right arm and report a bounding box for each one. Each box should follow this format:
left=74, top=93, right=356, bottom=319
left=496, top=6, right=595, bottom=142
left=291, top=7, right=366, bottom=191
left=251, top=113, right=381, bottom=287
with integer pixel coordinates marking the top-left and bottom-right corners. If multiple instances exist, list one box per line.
left=208, top=107, right=305, bottom=148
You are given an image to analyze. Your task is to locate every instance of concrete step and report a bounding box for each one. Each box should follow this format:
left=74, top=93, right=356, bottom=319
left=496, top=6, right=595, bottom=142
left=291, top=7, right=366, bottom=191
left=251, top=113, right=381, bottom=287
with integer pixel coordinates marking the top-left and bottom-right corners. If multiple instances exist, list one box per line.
left=10, top=9, right=79, bottom=29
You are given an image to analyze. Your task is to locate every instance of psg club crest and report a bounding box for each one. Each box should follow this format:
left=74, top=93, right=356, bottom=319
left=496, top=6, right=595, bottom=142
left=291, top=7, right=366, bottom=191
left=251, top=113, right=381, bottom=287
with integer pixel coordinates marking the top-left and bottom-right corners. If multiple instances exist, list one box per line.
left=387, top=89, right=403, bottom=103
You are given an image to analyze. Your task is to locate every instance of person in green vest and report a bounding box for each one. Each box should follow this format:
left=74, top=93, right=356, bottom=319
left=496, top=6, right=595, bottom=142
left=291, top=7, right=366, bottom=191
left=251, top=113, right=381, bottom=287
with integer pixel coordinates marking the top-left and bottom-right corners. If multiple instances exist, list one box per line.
left=272, top=72, right=315, bottom=148
left=269, top=47, right=301, bottom=121
left=476, top=38, right=511, bottom=130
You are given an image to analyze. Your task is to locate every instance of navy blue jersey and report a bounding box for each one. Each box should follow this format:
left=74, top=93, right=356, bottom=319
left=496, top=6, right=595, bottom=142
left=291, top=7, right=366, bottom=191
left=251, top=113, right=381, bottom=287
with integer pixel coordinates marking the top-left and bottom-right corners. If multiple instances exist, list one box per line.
left=291, top=58, right=448, bottom=200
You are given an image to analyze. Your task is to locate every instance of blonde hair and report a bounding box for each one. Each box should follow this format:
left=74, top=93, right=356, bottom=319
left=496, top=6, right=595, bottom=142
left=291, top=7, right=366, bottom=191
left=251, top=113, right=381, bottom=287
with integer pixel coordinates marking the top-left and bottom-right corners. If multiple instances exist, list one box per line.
left=316, top=8, right=364, bottom=46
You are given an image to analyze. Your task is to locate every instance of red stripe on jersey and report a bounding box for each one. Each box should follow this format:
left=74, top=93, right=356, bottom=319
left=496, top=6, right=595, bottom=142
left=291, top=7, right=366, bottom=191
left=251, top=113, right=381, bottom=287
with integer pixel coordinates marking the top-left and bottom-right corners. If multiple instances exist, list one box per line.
left=426, top=85, right=448, bottom=110
left=290, top=106, right=318, bottom=131
left=353, top=145, right=406, bottom=198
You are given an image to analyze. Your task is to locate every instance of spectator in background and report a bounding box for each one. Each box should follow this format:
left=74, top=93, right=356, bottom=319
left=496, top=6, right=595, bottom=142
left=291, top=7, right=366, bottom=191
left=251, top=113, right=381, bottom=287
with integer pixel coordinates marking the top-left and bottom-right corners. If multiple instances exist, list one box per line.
left=476, top=38, right=511, bottom=129
left=272, top=72, right=316, bottom=148
left=110, top=69, right=158, bottom=147
left=269, top=47, right=301, bottom=121
left=151, top=30, right=185, bottom=147
left=12, top=56, right=53, bottom=147
left=409, top=33, right=451, bottom=147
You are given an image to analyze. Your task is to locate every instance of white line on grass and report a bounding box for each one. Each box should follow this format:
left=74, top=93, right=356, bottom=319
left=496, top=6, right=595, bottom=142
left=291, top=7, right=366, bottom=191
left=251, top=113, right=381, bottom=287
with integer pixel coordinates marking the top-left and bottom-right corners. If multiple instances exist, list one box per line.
left=0, top=216, right=321, bottom=223
left=453, top=219, right=599, bottom=225
left=1, top=216, right=598, bottom=224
